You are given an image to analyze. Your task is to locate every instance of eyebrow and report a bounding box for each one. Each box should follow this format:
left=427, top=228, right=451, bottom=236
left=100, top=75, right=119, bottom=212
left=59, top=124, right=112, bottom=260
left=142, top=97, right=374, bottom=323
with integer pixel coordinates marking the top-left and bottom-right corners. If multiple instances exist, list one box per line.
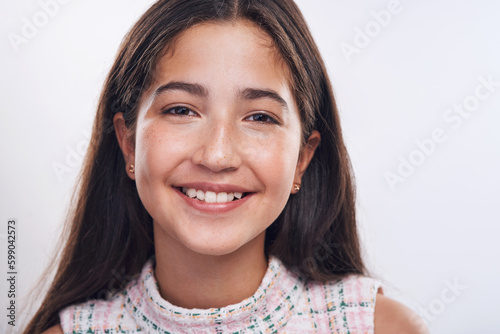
left=240, top=87, right=289, bottom=113
left=154, top=81, right=208, bottom=98
left=153, top=81, right=289, bottom=113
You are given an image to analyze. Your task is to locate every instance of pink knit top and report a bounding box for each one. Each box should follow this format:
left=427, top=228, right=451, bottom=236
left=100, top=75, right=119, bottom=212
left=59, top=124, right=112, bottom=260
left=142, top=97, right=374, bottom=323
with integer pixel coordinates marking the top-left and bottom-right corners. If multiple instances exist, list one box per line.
left=59, top=256, right=383, bottom=333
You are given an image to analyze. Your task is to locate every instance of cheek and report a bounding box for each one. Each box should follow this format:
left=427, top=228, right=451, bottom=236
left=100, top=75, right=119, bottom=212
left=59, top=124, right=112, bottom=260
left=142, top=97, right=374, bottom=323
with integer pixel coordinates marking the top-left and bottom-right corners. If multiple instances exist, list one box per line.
left=134, top=122, right=183, bottom=189
left=249, top=135, right=299, bottom=196
left=134, top=117, right=301, bottom=196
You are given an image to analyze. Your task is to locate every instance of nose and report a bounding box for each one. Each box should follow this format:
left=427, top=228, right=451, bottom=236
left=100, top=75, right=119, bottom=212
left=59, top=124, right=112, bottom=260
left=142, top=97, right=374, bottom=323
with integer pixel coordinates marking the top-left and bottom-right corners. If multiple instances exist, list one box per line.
left=192, top=119, right=242, bottom=172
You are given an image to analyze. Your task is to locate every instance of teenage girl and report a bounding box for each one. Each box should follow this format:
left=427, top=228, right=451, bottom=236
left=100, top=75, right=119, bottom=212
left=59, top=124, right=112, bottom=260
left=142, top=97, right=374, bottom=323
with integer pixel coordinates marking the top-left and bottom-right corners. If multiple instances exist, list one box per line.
left=25, top=0, right=428, bottom=333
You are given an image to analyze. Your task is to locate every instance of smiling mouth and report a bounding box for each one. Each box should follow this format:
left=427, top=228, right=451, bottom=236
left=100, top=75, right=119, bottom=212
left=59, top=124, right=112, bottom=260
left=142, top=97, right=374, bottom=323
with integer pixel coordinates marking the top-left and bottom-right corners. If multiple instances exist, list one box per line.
left=174, top=187, right=249, bottom=203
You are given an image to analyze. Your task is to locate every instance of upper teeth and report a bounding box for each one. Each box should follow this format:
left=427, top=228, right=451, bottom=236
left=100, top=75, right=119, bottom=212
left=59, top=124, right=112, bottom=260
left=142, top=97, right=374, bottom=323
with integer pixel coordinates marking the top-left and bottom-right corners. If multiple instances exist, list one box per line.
left=181, top=187, right=243, bottom=203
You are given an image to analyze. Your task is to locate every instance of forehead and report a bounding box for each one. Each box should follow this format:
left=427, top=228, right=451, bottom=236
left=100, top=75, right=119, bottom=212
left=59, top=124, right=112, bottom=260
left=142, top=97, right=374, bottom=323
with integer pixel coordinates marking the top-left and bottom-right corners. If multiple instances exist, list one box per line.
left=150, top=19, right=293, bottom=92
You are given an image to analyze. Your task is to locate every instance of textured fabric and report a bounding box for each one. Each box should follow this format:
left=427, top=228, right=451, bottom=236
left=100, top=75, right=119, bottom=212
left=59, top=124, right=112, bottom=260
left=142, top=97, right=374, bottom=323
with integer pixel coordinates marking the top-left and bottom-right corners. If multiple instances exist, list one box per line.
left=59, top=256, right=383, bottom=333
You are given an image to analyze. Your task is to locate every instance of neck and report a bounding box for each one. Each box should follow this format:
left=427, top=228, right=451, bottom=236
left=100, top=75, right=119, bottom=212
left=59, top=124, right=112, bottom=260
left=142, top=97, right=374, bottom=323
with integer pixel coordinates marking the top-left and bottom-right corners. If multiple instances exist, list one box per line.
left=153, top=225, right=268, bottom=309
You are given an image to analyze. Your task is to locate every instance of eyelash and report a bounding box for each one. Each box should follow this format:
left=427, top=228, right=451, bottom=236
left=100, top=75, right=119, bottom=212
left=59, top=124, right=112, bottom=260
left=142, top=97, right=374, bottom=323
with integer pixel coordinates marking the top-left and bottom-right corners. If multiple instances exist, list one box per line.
left=245, top=113, right=279, bottom=124
left=162, top=106, right=198, bottom=117
left=161, top=106, right=279, bottom=124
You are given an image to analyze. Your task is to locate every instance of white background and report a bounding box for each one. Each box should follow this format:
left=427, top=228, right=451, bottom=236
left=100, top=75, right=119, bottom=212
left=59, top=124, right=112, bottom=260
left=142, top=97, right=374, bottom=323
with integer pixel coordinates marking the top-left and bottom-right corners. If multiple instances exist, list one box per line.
left=1, top=0, right=499, bottom=333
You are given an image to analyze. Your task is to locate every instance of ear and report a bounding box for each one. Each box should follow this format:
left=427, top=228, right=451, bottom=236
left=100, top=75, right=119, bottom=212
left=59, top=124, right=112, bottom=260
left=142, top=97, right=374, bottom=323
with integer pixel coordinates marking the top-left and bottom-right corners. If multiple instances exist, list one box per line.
left=292, top=130, right=321, bottom=193
left=113, top=112, right=136, bottom=180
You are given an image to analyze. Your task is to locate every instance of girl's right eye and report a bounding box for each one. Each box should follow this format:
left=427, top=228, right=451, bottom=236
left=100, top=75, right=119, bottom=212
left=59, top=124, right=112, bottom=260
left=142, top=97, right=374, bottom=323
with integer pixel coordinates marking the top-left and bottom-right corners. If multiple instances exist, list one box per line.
left=162, top=106, right=198, bottom=116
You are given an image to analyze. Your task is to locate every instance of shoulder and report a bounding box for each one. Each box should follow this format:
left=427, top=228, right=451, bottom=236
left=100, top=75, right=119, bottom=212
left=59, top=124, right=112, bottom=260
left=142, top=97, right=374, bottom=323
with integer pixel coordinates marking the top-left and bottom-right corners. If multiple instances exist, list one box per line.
left=41, top=324, right=63, bottom=334
left=289, top=274, right=383, bottom=331
left=56, top=258, right=154, bottom=333
left=318, top=273, right=383, bottom=306
left=374, top=293, right=430, bottom=334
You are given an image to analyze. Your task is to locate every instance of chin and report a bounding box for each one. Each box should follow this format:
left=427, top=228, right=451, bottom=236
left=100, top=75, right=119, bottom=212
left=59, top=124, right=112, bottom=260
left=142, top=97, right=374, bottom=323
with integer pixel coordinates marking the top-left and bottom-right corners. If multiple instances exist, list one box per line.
left=152, top=212, right=267, bottom=258
left=180, top=233, right=252, bottom=257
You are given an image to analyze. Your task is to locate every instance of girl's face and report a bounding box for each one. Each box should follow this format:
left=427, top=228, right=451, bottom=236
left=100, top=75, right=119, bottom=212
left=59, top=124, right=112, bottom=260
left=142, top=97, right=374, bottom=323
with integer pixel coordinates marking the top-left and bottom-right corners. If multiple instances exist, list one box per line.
left=115, top=20, right=319, bottom=256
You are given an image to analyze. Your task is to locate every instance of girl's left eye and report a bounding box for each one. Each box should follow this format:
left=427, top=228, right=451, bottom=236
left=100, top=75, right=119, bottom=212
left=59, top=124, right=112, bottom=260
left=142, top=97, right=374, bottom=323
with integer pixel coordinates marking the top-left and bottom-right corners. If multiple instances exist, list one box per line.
left=245, top=113, right=279, bottom=124
left=162, top=106, right=198, bottom=116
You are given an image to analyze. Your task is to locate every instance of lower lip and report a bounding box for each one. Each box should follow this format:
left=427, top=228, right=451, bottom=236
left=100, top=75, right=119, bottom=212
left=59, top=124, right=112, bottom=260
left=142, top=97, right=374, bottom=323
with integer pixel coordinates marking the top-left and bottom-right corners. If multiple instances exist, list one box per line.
left=173, top=187, right=254, bottom=214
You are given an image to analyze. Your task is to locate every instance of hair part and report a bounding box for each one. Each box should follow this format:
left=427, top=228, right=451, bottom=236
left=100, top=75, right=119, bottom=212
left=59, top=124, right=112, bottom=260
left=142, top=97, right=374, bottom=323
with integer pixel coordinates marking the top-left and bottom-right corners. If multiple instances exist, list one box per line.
left=23, top=1, right=366, bottom=332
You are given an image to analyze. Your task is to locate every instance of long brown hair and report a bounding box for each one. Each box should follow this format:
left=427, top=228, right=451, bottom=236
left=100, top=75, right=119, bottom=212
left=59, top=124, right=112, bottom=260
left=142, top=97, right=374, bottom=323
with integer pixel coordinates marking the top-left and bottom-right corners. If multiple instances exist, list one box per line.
left=24, top=0, right=366, bottom=332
